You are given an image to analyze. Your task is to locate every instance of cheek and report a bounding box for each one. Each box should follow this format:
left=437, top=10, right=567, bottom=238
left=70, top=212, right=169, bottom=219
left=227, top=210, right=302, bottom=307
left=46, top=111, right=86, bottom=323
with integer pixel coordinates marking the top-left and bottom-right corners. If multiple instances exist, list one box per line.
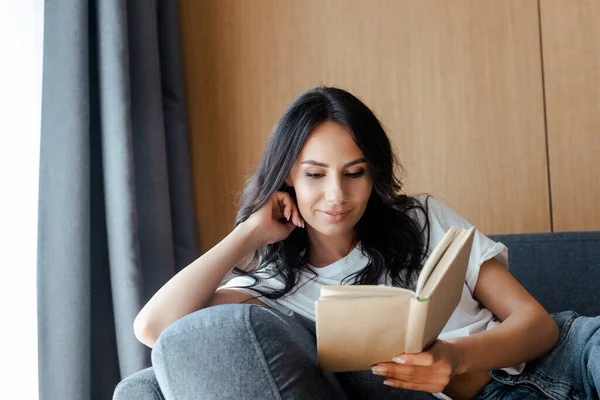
left=294, top=183, right=319, bottom=214
left=351, top=181, right=373, bottom=204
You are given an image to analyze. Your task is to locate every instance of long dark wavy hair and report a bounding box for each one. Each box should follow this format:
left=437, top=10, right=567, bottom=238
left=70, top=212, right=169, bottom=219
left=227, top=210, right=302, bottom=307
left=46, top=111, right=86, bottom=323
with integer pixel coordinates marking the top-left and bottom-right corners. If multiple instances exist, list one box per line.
left=230, top=86, right=431, bottom=299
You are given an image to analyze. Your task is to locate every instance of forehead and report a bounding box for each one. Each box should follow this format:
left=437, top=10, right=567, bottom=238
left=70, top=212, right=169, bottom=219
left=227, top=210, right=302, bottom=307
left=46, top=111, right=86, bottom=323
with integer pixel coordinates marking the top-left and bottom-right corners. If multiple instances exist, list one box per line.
left=298, top=121, right=364, bottom=161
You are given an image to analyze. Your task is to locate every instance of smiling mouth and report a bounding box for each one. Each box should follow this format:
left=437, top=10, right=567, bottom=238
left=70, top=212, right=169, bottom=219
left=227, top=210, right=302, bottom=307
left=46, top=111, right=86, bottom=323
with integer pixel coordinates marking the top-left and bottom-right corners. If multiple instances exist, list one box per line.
left=321, top=210, right=351, bottom=222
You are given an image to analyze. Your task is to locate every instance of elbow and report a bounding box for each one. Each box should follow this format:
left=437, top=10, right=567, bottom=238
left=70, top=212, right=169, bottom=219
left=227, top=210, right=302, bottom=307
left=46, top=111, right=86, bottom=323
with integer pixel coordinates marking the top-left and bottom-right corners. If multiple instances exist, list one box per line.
left=534, top=308, right=560, bottom=355
left=133, top=315, right=159, bottom=348
left=546, top=313, right=560, bottom=350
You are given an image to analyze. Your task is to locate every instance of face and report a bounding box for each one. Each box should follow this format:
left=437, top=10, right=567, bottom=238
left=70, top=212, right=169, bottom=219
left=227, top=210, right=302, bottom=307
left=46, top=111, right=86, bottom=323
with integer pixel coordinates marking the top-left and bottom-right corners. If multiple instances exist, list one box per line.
left=286, top=121, right=373, bottom=240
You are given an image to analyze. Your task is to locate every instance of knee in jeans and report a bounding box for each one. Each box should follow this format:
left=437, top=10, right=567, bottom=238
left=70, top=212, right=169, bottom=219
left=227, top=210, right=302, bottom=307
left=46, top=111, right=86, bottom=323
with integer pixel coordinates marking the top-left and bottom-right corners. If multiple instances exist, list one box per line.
left=155, top=304, right=252, bottom=347
left=247, top=305, right=294, bottom=334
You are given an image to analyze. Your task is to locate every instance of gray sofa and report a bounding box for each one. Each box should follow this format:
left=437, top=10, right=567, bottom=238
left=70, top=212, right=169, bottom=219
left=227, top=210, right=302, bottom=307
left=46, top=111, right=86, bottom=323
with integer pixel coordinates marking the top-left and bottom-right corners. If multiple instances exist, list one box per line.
left=113, top=231, right=600, bottom=399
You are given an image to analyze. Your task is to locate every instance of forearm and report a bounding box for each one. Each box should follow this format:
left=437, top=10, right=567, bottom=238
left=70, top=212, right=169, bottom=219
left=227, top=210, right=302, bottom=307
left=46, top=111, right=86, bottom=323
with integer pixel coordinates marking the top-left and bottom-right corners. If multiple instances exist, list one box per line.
left=134, top=222, right=260, bottom=343
left=448, top=305, right=559, bottom=374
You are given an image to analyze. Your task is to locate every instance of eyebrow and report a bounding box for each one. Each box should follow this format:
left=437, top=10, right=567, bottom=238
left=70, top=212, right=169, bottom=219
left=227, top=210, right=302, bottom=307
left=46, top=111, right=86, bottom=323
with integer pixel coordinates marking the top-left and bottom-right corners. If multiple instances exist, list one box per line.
left=300, top=158, right=366, bottom=168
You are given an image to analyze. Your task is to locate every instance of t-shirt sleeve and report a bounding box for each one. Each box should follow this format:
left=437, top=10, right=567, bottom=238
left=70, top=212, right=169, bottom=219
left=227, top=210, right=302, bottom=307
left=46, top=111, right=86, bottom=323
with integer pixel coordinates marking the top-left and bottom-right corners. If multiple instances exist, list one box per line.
left=415, top=195, right=508, bottom=294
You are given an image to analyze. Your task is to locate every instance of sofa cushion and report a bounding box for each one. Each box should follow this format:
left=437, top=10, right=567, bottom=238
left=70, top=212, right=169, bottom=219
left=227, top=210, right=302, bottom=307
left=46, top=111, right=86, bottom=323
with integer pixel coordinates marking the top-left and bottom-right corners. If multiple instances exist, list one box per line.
left=490, top=231, right=600, bottom=317
left=113, top=367, right=164, bottom=400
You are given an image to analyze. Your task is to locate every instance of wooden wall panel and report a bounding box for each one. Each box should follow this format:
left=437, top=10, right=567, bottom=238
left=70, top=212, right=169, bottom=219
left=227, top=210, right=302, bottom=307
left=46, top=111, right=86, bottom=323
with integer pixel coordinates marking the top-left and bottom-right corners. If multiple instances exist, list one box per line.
left=179, top=0, right=550, bottom=250
left=540, top=0, right=600, bottom=232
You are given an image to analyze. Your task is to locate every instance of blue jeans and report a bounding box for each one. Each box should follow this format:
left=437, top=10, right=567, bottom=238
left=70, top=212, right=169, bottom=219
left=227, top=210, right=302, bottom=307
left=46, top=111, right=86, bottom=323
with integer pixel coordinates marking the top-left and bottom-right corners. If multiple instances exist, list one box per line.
left=148, top=305, right=598, bottom=399
left=474, top=311, right=600, bottom=400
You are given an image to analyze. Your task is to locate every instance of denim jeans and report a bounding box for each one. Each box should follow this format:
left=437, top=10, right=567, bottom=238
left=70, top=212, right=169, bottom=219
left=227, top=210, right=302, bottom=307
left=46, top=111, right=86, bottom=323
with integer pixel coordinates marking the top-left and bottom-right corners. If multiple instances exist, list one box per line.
left=474, top=311, right=600, bottom=400
left=149, top=305, right=598, bottom=400
left=151, top=304, right=434, bottom=399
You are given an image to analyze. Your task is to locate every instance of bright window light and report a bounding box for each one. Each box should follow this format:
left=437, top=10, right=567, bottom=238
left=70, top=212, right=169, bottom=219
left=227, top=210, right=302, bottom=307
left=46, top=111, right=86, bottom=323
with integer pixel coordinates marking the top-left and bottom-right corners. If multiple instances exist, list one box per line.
left=0, top=1, right=43, bottom=399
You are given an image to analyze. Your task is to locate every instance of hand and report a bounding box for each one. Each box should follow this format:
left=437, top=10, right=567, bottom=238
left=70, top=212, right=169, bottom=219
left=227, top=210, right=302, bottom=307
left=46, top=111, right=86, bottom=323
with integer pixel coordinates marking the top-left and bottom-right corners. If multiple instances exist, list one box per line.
left=243, top=191, right=305, bottom=247
left=371, top=340, right=460, bottom=393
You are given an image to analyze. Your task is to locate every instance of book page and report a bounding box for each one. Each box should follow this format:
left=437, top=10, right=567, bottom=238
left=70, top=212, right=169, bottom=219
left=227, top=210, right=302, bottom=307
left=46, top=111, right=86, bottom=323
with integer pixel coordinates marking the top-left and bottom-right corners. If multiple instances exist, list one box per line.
left=415, top=227, right=458, bottom=296
left=417, top=227, right=475, bottom=350
left=418, top=227, right=474, bottom=299
left=319, top=284, right=414, bottom=299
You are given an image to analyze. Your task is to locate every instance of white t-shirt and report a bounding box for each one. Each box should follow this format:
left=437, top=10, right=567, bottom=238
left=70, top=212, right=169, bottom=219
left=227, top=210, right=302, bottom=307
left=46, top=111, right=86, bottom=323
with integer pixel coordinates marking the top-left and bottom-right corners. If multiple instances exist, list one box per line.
left=221, top=195, right=524, bottom=398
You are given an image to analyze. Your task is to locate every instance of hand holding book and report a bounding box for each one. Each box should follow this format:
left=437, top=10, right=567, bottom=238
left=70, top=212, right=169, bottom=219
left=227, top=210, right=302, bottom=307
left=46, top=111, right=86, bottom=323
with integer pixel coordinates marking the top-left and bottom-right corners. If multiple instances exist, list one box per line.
left=370, top=338, right=461, bottom=393
left=315, top=226, right=476, bottom=372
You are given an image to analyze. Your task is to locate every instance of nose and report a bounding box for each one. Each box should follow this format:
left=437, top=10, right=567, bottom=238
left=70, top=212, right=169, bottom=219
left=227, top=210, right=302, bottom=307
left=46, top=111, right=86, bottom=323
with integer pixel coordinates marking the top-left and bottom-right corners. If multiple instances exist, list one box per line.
left=324, top=177, right=345, bottom=204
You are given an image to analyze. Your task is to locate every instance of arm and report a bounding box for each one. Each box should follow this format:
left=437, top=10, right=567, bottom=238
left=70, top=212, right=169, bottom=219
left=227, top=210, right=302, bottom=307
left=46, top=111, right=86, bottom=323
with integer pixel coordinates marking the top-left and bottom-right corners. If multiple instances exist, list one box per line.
left=133, top=223, right=263, bottom=348
left=372, top=258, right=559, bottom=394
left=446, top=257, right=559, bottom=374
left=134, top=191, right=304, bottom=348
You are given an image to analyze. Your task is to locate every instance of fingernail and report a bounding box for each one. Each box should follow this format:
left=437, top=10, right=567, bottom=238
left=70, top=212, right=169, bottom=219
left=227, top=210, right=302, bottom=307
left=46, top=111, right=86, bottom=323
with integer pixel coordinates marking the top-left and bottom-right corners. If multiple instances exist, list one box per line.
left=371, top=366, right=386, bottom=375
left=392, top=357, right=405, bottom=364
left=383, top=380, right=393, bottom=386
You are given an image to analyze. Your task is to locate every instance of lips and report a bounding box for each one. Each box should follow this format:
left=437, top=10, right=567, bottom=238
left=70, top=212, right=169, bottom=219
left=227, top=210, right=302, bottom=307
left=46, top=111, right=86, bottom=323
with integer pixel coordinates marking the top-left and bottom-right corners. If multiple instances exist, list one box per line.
left=321, top=210, right=350, bottom=222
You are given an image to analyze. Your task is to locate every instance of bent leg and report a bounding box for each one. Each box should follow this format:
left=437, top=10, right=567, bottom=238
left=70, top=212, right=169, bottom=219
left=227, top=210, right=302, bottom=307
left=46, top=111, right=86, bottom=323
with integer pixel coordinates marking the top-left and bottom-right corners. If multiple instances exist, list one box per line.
left=528, top=311, right=600, bottom=399
left=579, top=315, right=600, bottom=399
left=479, top=311, right=600, bottom=400
left=151, top=304, right=344, bottom=400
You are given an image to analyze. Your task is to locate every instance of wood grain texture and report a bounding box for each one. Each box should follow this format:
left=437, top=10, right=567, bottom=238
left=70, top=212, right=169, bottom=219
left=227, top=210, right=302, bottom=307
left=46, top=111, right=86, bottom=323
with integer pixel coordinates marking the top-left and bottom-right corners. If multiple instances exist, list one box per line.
left=540, top=0, right=600, bottom=232
left=179, top=0, right=550, bottom=250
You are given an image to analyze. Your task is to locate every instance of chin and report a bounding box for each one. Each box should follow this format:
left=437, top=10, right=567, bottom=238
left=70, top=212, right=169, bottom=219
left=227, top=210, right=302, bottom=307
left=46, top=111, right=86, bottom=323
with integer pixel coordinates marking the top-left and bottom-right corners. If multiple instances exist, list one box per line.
left=311, top=222, right=355, bottom=238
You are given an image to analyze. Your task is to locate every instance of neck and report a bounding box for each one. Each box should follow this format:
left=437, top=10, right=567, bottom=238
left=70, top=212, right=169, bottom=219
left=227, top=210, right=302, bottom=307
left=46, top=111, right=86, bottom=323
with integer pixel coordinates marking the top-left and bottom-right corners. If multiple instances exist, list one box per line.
left=306, top=228, right=356, bottom=268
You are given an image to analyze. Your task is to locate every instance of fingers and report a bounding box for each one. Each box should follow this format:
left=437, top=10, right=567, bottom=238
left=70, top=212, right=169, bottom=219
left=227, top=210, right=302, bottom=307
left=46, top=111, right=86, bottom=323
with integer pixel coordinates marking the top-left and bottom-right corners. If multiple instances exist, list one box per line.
left=291, top=206, right=305, bottom=228
left=372, top=364, right=438, bottom=385
left=278, top=193, right=294, bottom=222
left=271, top=192, right=289, bottom=220
left=393, top=352, right=436, bottom=367
left=372, top=351, right=453, bottom=392
left=273, top=192, right=304, bottom=228
left=372, top=363, right=450, bottom=393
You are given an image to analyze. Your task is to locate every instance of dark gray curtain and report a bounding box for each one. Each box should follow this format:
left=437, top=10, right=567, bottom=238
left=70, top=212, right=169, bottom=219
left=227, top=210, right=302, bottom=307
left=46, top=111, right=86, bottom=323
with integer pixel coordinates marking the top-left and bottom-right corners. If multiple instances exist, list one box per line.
left=38, top=1, right=199, bottom=399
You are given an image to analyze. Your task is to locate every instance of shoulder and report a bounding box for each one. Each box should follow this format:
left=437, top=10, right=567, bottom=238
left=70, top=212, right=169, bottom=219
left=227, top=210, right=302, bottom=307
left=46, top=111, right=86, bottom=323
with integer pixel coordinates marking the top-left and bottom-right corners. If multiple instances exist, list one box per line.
left=411, top=194, right=451, bottom=215
left=410, top=194, right=510, bottom=291
left=408, top=194, right=473, bottom=231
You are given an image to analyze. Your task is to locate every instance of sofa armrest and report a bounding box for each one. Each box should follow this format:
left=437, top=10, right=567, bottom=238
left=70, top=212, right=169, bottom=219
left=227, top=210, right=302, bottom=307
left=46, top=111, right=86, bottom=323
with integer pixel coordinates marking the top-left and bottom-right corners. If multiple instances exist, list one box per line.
left=113, top=367, right=164, bottom=400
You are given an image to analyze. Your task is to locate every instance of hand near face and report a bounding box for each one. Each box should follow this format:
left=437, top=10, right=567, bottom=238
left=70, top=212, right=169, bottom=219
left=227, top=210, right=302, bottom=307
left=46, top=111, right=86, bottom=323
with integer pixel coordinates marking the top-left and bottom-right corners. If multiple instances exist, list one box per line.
left=244, top=191, right=305, bottom=247
left=371, top=340, right=460, bottom=393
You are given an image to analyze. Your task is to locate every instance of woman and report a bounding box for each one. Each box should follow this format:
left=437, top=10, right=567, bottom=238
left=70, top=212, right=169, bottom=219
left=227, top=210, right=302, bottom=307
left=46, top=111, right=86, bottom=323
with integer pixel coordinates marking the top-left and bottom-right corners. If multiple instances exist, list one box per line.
left=134, top=86, right=599, bottom=399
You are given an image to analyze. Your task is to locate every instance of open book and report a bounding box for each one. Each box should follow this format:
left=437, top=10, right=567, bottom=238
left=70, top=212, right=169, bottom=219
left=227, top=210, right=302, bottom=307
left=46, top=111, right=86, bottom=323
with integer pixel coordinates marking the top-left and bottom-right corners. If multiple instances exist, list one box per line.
left=315, top=226, right=475, bottom=372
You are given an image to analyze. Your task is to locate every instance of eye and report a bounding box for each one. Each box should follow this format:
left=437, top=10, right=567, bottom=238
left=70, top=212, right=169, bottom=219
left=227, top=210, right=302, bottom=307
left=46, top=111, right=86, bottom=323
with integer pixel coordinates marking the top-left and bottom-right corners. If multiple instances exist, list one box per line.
left=345, top=169, right=365, bottom=179
left=305, top=172, right=324, bottom=179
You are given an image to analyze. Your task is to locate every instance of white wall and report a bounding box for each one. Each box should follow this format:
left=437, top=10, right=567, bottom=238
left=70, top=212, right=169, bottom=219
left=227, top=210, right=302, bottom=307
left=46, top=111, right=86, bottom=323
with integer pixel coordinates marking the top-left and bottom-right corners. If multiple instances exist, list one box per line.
left=0, top=1, right=43, bottom=398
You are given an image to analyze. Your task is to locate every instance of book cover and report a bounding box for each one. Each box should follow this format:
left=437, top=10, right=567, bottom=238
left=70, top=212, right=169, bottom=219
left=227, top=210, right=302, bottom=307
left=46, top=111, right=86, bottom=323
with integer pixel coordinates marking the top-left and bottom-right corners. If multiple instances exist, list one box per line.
left=315, top=227, right=475, bottom=372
